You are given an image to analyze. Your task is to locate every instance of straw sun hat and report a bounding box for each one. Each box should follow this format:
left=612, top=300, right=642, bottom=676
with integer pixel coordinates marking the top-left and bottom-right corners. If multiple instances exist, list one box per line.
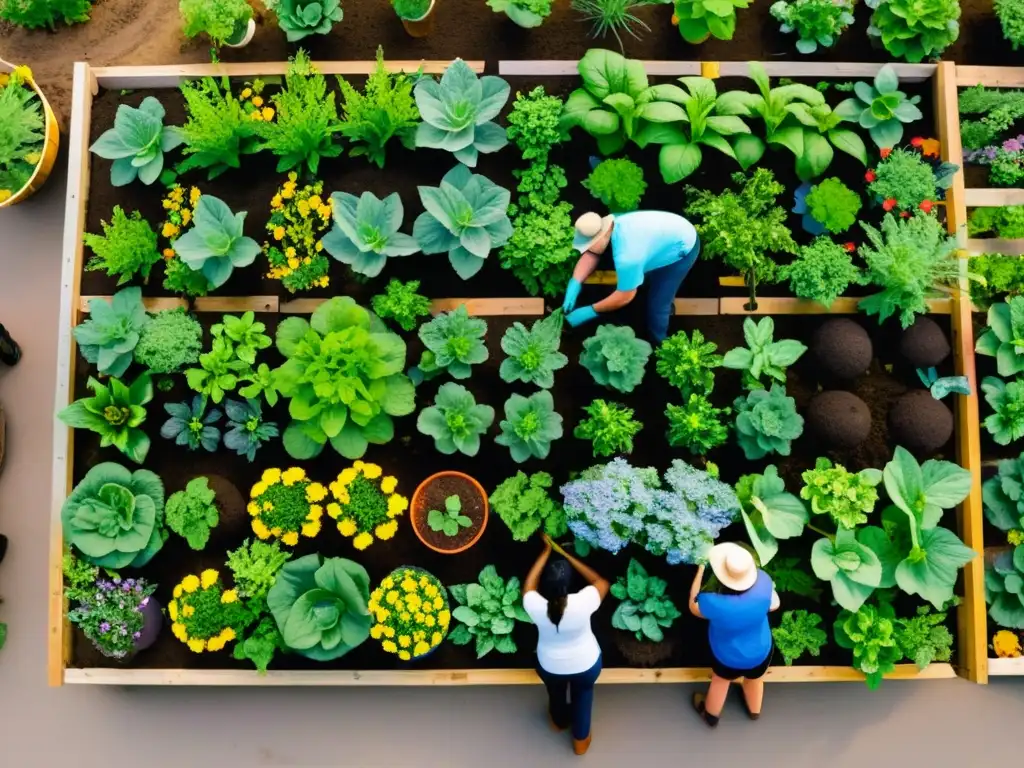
left=572, top=212, right=615, bottom=253
left=708, top=543, right=758, bottom=592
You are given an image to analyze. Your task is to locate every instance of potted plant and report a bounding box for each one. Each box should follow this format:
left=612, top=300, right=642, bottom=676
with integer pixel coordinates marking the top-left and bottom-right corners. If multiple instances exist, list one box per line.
left=369, top=567, right=450, bottom=661
left=64, top=554, right=162, bottom=660
left=0, top=62, right=59, bottom=208
left=179, top=0, right=256, bottom=48
left=411, top=471, right=488, bottom=554
left=391, top=0, right=435, bottom=37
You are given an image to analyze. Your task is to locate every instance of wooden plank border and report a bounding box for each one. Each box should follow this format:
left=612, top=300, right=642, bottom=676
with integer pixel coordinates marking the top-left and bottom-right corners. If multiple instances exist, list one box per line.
left=964, top=188, right=1024, bottom=207
left=498, top=60, right=701, bottom=77
left=719, top=297, right=953, bottom=315
left=965, top=238, right=1024, bottom=255
left=956, top=66, right=1024, bottom=88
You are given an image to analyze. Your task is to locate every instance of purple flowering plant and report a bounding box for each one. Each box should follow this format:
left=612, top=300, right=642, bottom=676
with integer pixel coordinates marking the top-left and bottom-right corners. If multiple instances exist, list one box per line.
left=64, top=553, right=157, bottom=659
left=561, top=458, right=740, bottom=565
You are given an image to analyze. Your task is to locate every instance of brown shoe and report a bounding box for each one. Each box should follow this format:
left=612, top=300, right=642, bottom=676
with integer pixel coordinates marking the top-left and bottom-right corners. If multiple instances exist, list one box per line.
left=573, top=733, right=592, bottom=755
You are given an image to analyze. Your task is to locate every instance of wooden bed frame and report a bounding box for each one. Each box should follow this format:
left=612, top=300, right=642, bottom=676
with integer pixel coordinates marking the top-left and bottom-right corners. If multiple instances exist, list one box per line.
left=50, top=58, right=988, bottom=687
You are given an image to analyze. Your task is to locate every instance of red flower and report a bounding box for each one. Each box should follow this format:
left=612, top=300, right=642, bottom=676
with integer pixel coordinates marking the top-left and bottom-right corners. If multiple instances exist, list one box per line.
left=882, top=198, right=897, bottom=211
left=844, top=242, right=856, bottom=253
left=920, top=199, right=934, bottom=213
left=911, top=136, right=924, bottom=147
left=900, top=211, right=911, bottom=218
left=865, top=169, right=877, bottom=182
left=880, top=147, right=892, bottom=159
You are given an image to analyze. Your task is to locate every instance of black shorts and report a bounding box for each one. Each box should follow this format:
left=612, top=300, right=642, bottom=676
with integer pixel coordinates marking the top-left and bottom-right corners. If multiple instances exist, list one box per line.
left=711, top=646, right=774, bottom=681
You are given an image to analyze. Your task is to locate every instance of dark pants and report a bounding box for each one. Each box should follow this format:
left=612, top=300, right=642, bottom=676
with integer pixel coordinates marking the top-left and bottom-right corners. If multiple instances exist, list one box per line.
left=536, top=655, right=602, bottom=740
left=645, top=236, right=700, bottom=343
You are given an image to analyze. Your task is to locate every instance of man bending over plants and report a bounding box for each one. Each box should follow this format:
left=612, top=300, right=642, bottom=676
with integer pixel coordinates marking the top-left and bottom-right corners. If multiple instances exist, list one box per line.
left=563, top=210, right=700, bottom=342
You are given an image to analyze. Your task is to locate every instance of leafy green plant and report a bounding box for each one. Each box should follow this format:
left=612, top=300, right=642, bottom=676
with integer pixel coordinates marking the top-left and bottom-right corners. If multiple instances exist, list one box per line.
left=371, top=279, right=431, bottom=332
left=256, top=51, right=343, bottom=174
left=134, top=308, right=203, bottom=375
left=499, top=312, right=568, bottom=389
left=239, top=362, right=279, bottom=407
left=266, top=554, right=372, bottom=661
left=770, top=0, right=855, bottom=53
left=687, top=170, right=797, bottom=304
left=986, top=546, right=1024, bottom=628
left=224, top=398, right=279, bottom=461
left=867, top=148, right=941, bottom=213
left=969, top=254, right=1024, bottom=310
left=982, top=452, right=1024, bottom=537
left=982, top=376, right=1024, bottom=446
left=764, top=556, right=822, bottom=600
left=390, top=0, right=430, bottom=19
left=654, top=329, right=722, bottom=398
left=495, top=390, right=564, bottom=462
left=212, top=312, right=270, bottom=366
left=227, top=538, right=293, bottom=600
left=968, top=206, right=1024, bottom=239
left=0, top=69, right=43, bottom=197
left=895, top=604, right=954, bottom=669
left=812, top=526, right=883, bottom=611
left=89, top=97, right=183, bottom=186
left=665, top=395, right=730, bottom=454
left=801, top=457, right=882, bottom=530
left=488, top=0, right=552, bottom=26
left=574, top=399, right=643, bottom=458
left=265, top=0, right=342, bottom=40
left=413, top=59, right=509, bottom=167
left=580, top=324, right=652, bottom=394
left=166, top=477, right=220, bottom=550
left=804, top=177, right=862, bottom=233
left=866, top=0, right=960, bottom=63
left=83, top=206, right=162, bottom=286
left=323, top=191, right=420, bottom=278
left=416, top=305, right=488, bottom=380
left=161, top=396, right=222, bottom=452
left=449, top=565, right=530, bottom=658
left=722, top=317, right=807, bottom=390
left=337, top=46, right=419, bottom=169
left=177, top=76, right=260, bottom=180
left=737, top=465, right=809, bottom=565
left=572, top=0, right=659, bottom=53
left=858, top=212, right=961, bottom=328
left=506, top=86, right=565, bottom=161
left=74, top=287, right=149, bottom=378
left=417, top=382, right=495, bottom=457
left=733, top=384, right=804, bottom=461
left=172, top=195, right=260, bottom=290
left=233, top=615, right=285, bottom=675
left=61, top=462, right=166, bottom=568
left=997, top=0, right=1024, bottom=50
left=58, top=374, right=153, bottom=464
left=273, top=297, right=415, bottom=460
left=834, top=65, right=923, bottom=148
left=773, top=610, right=827, bottom=664
left=834, top=602, right=900, bottom=689
left=490, top=471, right=567, bottom=541
left=610, top=558, right=681, bottom=642
left=583, top=158, right=647, bottom=212
left=179, top=0, right=252, bottom=45
left=428, top=495, right=473, bottom=537
left=976, top=297, right=1024, bottom=377
left=779, top=237, right=865, bottom=309
left=672, top=0, right=751, bottom=43
left=413, top=164, right=513, bottom=279
left=0, top=0, right=92, bottom=29
left=185, top=336, right=246, bottom=405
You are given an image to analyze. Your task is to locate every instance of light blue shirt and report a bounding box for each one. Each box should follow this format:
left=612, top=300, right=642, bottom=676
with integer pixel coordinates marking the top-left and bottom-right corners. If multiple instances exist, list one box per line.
left=696, top=571, right=774, bottom=669
left=611, top=211, right=698, bottom=292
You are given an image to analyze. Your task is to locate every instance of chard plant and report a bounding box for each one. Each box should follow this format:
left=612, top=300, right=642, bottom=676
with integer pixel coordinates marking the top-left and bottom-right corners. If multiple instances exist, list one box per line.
left=975, top=296, right=1024, bottom=377
left=417, top=382, right=495, bottom=457
left=416, top=305, right=489, bottom=380
left=413, top=164, right=513, bottom=279
left=737, top=465, right=809, bottom=566
left=160, top=396, right=222, bottom=453
left=495, top=390, right=564, bottom=463
left=89, top=96, right=184, bottom=186
left=610, top=559, right=681, bottom=642
left=449, top=565, right=530, bottom=658
left=224, top=398, right=279, bottom=461
left=490, top=471, right=567, bottom=542
left=733, top=384, right=804, bottom=461
left=371, top=279, right=432, bottom=332
left=574, top=399, right=642, bottom=458
left=982, top=376, right=1024, bottom=446
left=655, top=329, right=722, bottom=397
left=665, top=395, right=730, bottom=455
left=722, top=317, right=807, bottom=390
left=172, top=195, right=260, bottom=290
left=265, top=0, right=343, bottom=41
left=74, top=287, right=149, bottom=378
left=579, top=324, right=652, bottom=394
left=58, top=373, right=153, bottom=464
left=770, top=0, right=855, bottom=53
left=499, top=312, right=568, bottom=389
left=414, top=59, right=509, bottom=167
left=773, top=610, right=827, bottom=664
left=165, top=477, right=220, bottom=550
left=83, top=206, right=162, bottom=286
left=834, top=64, right=924, bottom=147
left=323, top=190, right=420, bottom=278
left=178, top=75, right=260, bottom=181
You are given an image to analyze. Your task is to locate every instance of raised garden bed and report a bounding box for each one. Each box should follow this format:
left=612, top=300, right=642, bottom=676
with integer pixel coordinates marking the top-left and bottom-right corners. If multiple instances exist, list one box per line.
left=49, top=57, right=987, bottom=687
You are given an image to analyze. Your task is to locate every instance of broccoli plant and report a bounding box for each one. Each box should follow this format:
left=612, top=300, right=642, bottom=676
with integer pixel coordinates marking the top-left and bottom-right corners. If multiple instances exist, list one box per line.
left=495, top=390, right=564, bottom=463
left=982, top=376, right=1024, bottom=446
left=490, top=471, right=567, bottom=542
left=427, top=495, right=473, bottom=537
left=73, top=287, right=150, bottom=378
left=417, top=382, right=495, bottom=457
left=665, top=394, right=730, bottom=454
left=574, top=399, right=643, bottom=458
left=371, top=279, right=432, bottom=332
left=57, top=373, right=153, bottom=464
left=134, top=308, right=203, bottom=375
left=722, top=317, right=807, bottom=390
left=801, top=457, right=883, bottom=530
left=733, top=384, right=804, bottom=460
left=976, top=296, right=1024, bottom=377
left=416, top=305, right=489, bottom=380
left=610, top=559, right=682, bottom=643
left=834, top=602, right=901, bottom=689
left=160, top=396, right=222, bottom=452
left=499, top=312, right=568, bottom=389
left=772, top=610, right=827, bottom=664
left=579, top=324, right=652, bottom=394
left=737, top=465, right=809, bottom=565
left=449, top=565, right=530, bottom=658
left=655, top=329, right=723, bottom=397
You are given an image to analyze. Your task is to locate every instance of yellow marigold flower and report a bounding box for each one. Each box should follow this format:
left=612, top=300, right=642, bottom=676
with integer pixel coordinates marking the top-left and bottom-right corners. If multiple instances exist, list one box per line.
left=370, top=624, right=385, bottom=640
left=297, top=200, right=311, bottom=218
left=381, top=476, right=398, bottom=495
left=401, top=577, right=417, bottom=592
left=307, top=505, right=323, bottom=521
left=163, top=247, right=176, bottom=259
left=285, top=246, right=296, bottom=258
left=271, top=194, right=283, bottom=209
left=281, top=187, right=294, bottom=200
left=249, top=110, right=263, bottom=120
left=432, top=632, right=443, bottom=646
left=241, top=87, right=252, bottom=99
left=354, top=532, right=374, bottom=550
left=252, top=518, right=271, bottom=540
left=301, top=520, right=321, bottom=538
left=375, top=520, right=398, bottom=540
left=162, top=222, right=179, bottom=238
left=398, top=650, right=411, bottom=661
left=338, top=467, right=358, bottom=486
left=206, top=637, right=225, bottom=652
left=181, top=208, right=192, bottom=225
left=398, top=635, right=412, bottom=648
left=434, top=596, right=445, bottom=610
left=271, top=527, right=283, bottom=537
left=994, top=630, right=1022, bottom=658
left=273, top=226, right=285, bottom=240
left=424, top=584, right=438, bottom=598
left=263, top=501, right=274, bottom=512
left=262, top=107, right=275, bottom=120
left=413, top=641, right=430, bottom=657
left=438, top=609, right=451, bottom=626
left=287, top=257, right=300, bottom=269
left=382, top=640, right=398, bottom=654
left=405, top=593, right=422, bottom=611
left=425, top=615, right=436, bottom=628
left=413, top=630, right=425, bottom=642
left=302, top=256, right=311, bottom=265
left=381, top=577, right=394, bottom=590
left=422, top=600, right=433, bottom=614
left=282, top=531, right=300, bottom=546
left=399, top=611, right=412, bottom=622
left=415, top=612, right=425, bottom=623
left=385, top=590, right=399, bottom=605
left=384, top=626, right=395, bottom=638
left=282, top=467, right=306, bottom=485
left=288, top=171, right=298, bottom=182
left=200, top=569, right=219, bottom=589
left=361, top=463, right=382, bottom=480
left=375, top=609, right=389, bottom=624
left=326, top=502, right=342, bottom=519
left=221, top=589, right=239, bottom=604
left=305, top=482, right=327, bottom=503
left=307, top=194, right=322, bottom=208
left=173, top=584, right=183, bottom=598
left=318, top=276, right=329, bottom=288
left=388, top=495, right=408, bottom=517
left=221, top=627, right=236, bottom=642
left=187, top=638, right=207, bottom=653
left=172, top=622, right=188, bottom=641
left=168, top=600, right=178, bottom=621
left=338, top=518, right=357, bottom=537
left=1010, top=529, right=1024, bottom=547
left=251, top=95, right=264, bottom=107
left=24, top=150, right=40, bottom=165
left=181, top=575, right=201, bottom=593
left=261, top=468, right=282, bottom=485
left=190, top=187, right=201, bottom=204
left=250, top=481, right=268, bottom=499
left=182, top=604, right=195, bottom=618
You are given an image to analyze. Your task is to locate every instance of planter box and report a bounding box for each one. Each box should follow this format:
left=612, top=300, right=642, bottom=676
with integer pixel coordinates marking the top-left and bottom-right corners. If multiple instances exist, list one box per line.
left=50, top=59, right=987, bottom=687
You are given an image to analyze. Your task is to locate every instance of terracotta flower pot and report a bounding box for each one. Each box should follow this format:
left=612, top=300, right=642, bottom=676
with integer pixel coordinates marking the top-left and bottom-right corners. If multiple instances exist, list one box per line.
left=410, top=471, right=488, bottom=554
left=400, top=0, right=436, bottom=38
left=0, top=59, right=60, bottom=208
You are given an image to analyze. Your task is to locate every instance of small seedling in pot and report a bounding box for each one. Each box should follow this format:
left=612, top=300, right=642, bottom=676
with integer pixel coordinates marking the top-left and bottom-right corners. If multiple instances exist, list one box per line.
left=427, top=495, right=472, bottom=537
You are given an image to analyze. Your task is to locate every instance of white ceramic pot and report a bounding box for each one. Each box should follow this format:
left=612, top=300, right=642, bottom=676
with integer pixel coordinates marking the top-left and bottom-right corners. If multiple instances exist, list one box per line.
left=224, top=17, right=256, bottom=48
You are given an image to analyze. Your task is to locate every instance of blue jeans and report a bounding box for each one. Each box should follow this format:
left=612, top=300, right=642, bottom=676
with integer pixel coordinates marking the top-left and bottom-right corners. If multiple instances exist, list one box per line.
left=536, top=656, right=602, bottom=740
left=645, top=236, right=700, bottom=343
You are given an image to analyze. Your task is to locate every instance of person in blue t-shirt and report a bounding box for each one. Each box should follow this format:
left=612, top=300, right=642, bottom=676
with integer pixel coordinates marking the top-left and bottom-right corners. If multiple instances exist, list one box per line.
left=689, top=543, right=780, bottom=727
left=562, top=210, right=700, bottom=343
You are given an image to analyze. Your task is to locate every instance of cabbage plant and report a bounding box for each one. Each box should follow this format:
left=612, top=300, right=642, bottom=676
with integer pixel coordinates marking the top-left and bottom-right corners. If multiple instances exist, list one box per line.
left=495, top=390, right=564, bottom=463
left=323, top=191, right=421, bottom=278
left=173, top=195, right=261, bottom=289
left=74, top=287, right=149, bottom=378
left=89, top=96, right=184, bottom=186
left=265, top=0, right=343, bottom=41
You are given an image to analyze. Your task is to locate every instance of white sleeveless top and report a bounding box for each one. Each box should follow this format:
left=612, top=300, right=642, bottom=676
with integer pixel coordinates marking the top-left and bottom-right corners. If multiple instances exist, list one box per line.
left=523, top=586, right=602, bottom=675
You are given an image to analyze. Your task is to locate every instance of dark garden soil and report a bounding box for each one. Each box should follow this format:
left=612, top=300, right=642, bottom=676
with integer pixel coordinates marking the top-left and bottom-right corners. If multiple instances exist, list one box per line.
left=412, top=473, right=488, bottom=553
left=70, top=311, right=962, bottom=671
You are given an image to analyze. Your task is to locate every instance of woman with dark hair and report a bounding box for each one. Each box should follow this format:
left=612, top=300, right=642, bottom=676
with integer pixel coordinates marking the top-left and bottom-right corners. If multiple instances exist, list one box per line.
left=523, top=534, right=609, bottom=755
left=689, top=543, right=780, bottom=727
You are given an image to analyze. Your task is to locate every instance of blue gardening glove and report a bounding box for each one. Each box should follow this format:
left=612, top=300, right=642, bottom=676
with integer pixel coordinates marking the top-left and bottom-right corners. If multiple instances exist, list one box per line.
left=566, top=306, right=599, bottom=328
left=562, top=279, right=583, bottom=314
